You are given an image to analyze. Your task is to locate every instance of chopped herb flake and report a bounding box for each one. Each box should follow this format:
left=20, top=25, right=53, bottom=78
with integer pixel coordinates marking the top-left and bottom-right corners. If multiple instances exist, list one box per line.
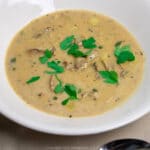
left=61, top=98, right=70, bottom=105
left=54, top=82, right=64, bottom=94
left=26, top=76, right=40, bottom=84
left=60, top=35, right=75, bottom=50
left=39, top=49, right=53, bottom=64
left=114, top=45, right=130, bottom=57
left=61, top=84, right=79, bottom=106
left=114, top=43, right=135, bottom=64
left=67, top=43, right=86, bottom=57
left=39, top=56, right=48, bottom=64
left=99, top=71, right=118, bottom=84
left=64, top=84, right=78, bottom=99
left=53, top=75, right=64, bottom=94
left=82, top=37, right=97, bottom=49
left=117, top=51, right=135, bottom=64
left=60, top=35, right=98, bottom=58
left=47, top=61, right=64, bottom=73
left=10, top=57, right=16, bottom=63
left=44, top=49, right=53, bottom=58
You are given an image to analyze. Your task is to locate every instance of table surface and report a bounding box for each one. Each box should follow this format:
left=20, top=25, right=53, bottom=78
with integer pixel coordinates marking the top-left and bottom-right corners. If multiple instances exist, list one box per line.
left=0, top=113, right=149, bottom=150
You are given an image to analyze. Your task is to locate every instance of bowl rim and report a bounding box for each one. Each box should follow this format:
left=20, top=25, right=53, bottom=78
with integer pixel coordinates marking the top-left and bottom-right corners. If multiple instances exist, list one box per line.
left=0, top=102, right=149, bottom=135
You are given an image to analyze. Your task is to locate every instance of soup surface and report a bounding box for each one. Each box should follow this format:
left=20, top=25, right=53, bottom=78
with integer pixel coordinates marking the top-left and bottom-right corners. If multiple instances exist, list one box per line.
left=5, top=10, right=145, bottom=117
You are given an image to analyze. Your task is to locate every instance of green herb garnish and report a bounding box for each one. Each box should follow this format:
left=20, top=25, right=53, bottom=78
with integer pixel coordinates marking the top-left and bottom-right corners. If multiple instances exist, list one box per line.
left=114, top=43, right=135, bottom=64
left=115, top=45, right=130, bottom=56
left=82, top=37, right=97, bottom=49
left=64, top=84, right=78, bottom=99
left=67, top=43, right=95, bottom=57
left=61, top=98, right=70, bottom=105
left=47, top=61, right=64, bottom=74
left=54, top=83, right=64, bottom=93
left=39, top=49, right=53, bottom=64
left=61, top=84, right=78, bottom=105
left=117, top=51, right=135, bottom=64
left=44, top=49, right=53, bottom=58
left=39, top=56, right=48, bottom=64
left=50, top=75, right=78, bottom=105
left=60, top=35, right=98, bottom=58
left=99, top=71, right=118, bottom=84
left=54, top=75, right=64, bottom=94
left=60, top=35, right=75, bottom=50
left=67, top=43, right=86, bottom=57
left=26, top=76, right=40, bottom=84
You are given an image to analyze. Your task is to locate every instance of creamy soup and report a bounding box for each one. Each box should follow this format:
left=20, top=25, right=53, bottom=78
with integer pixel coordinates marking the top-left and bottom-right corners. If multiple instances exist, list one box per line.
left=5, top=10, right=145, bottom=117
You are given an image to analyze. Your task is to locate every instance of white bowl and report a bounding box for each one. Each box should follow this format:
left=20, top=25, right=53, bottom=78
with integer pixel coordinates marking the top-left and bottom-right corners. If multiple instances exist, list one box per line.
left=0, top=0, right=150, bottom=135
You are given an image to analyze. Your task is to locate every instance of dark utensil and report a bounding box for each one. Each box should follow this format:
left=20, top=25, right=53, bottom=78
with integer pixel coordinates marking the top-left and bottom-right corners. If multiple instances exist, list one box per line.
left=99, top=139, right=150, bottom=150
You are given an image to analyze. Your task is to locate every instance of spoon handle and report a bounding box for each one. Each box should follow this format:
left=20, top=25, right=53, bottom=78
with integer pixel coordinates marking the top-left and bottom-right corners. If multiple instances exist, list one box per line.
left=102, top=139, right=150, bottom=150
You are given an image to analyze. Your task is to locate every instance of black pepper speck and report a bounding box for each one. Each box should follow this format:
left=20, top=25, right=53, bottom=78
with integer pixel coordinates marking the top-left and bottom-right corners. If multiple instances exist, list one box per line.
left=69, top=115, right=72, bottom=118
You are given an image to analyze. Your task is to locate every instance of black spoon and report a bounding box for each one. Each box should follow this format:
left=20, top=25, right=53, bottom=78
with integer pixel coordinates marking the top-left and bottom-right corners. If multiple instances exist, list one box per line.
left=99, top=139, right=150, bottom=150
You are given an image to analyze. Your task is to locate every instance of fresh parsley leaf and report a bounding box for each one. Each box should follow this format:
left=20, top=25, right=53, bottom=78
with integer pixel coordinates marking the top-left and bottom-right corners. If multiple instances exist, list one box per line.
left=60, top=36, right=98, bottom=58
left=64, top=84, right=78, bottom=99
left=39, top=56, right=48, bottom=64
left=54, top=83, right=64, bottom=94
left=114, top=45, right=131, bottom=57
left=47, top=61, right=64, bottom=73
left=67, top=43, right=86, bottom=57
left=67, top=43, right=78, bottom=54
left=26, top=76, right=40, bottom=84
left=61, top=98, right=70, bottom=105
left=82, top=37, right=97, bottom=49
left=117, top=51, right=135, bottom=64
left=69, top=50, right=86, bottom=57
left=114, top=43, right=135, bottom=64
left=44, top=49, right=53, bottom=58
left=99, top=71, right=118, bottom=84
left=67, top=43, right=94, bottom=57
left=39, top=49, right=53, bottom=64
left=53, top=76, right=78, bottom=105
left=54, top=75, right=64, bottom=94
left=60, top=35, right=75, bottom=50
